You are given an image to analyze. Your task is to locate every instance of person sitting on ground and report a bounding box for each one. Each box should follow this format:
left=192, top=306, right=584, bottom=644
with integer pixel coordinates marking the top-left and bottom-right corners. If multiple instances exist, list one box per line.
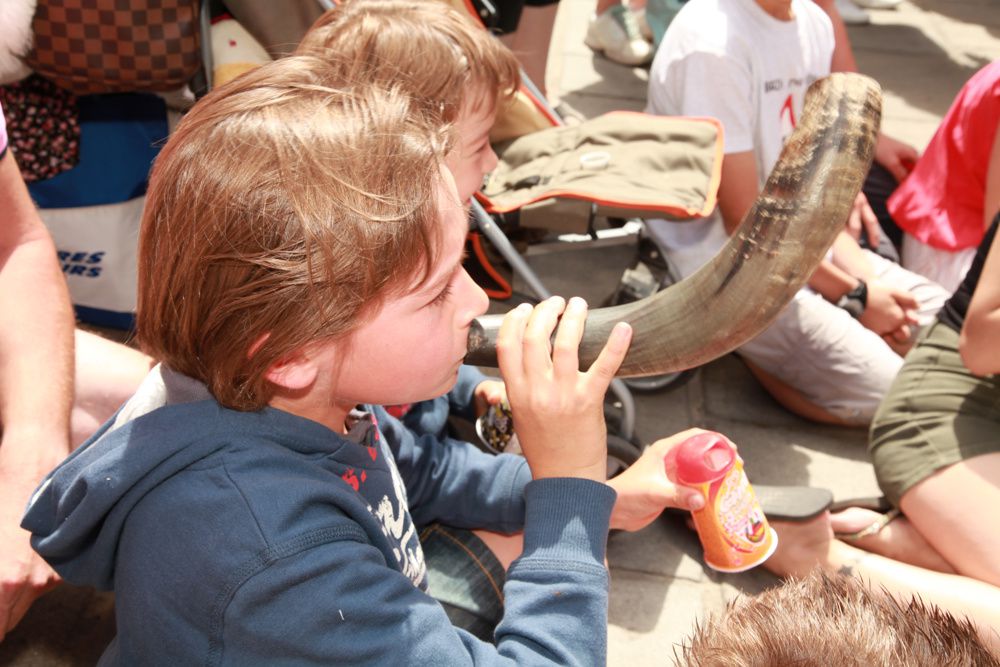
left=812, top=0, right=919, bottom=260
left=3, top=2, right=709, bottom=641
left=886, top=59, right=1000, bottom=293
left=644, top=0, right=950, bottom=426
left=761, top=214, right=1000, bottom=654
left=21, top=56, right=634, bottom=662
left=679, top=569, right=999, bottom=666
left=17, top=39, right=712, bottom=661
left=300, top=0, right=703, bottom=637
left=762, top=498, right=1000, bottom=657
left=797, top=210, right=1000, bottom=641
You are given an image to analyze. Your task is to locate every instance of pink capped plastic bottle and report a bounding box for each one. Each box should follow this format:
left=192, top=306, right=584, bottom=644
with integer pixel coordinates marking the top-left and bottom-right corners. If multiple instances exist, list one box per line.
left=673, top=432, right=777, bottom=572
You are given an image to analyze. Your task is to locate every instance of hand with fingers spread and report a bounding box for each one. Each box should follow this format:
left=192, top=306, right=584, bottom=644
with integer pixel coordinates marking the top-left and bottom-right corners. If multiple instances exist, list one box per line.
left=608, top=429, right=708, bottom=531
left=496, top=296, right=632, bottom=483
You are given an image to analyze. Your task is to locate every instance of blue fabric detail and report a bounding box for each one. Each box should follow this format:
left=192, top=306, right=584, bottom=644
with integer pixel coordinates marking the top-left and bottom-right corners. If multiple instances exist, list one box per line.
left=27, top=93, right=168, bottom=209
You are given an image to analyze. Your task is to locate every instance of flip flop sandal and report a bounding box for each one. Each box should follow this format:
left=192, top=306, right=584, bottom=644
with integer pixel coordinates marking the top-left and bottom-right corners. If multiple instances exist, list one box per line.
left=754, top=485, right=833, bottom=522
left=665, top=485, right=833, bottom=522
left=829, top=495, right=893, bottom=514
left=833, top=507, right=902, bottom=541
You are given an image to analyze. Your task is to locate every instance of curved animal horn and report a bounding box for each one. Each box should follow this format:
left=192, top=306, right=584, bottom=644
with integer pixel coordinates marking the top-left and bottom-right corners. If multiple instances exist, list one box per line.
left=466, top=73, right=882, bottom=376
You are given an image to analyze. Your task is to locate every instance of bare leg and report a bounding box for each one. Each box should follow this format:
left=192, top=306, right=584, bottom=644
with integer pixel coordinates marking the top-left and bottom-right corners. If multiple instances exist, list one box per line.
left=498, top=4, right=558, bottom=97
left=743, top=359, right=856, bottom=426
left=767, top=514, right=1000, bottom=658
left=900, top=453, right=1000, bottom=587
left=72, top=329, right=153, bottom=447
left=829, top=508, right=955, bottom=573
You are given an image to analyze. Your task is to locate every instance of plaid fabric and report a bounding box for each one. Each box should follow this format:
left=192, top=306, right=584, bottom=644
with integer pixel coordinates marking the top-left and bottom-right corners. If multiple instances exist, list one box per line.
left=26, top=0, right=201, bottom=94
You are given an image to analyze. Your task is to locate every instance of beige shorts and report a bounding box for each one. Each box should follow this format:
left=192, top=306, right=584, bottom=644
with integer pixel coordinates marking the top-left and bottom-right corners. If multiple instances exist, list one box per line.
left=647, top=213, right=951, bottom=425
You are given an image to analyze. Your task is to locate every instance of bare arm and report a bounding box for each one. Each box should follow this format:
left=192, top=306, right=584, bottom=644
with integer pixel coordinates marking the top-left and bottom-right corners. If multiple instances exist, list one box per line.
left=957, top=109, right=1000, bottom=374
left=717, top=152, right=868, bottom=298
left=720, top=152, right=916, bottom=346
left=716, top=151, right=867, bottom=315
left=812, top=0, right=918, bottom=184
left=959, top=221, right=1000, bottom=375
left=0, top=152, right=75, bottom=639
left=811, top=0, right=858, bottom=73
left=983, top=119, right=1000, bottom=230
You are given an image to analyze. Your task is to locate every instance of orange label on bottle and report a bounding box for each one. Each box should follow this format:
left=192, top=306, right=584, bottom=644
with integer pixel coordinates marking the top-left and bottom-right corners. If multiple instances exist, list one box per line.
left=690, top=458, right=777, bottom=572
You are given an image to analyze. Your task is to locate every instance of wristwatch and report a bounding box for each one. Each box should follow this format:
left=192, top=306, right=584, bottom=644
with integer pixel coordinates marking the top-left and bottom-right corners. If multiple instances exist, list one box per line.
left=837, top=279, right=868, bottom=319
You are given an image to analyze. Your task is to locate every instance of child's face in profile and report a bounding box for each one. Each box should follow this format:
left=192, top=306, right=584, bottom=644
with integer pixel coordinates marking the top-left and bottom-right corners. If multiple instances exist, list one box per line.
left=447, top=97, right=498, bottom=203
left=325, top=167, right=489, bottom=405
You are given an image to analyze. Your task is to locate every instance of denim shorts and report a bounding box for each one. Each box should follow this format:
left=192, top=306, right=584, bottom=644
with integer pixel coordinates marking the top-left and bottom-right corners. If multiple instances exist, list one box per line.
left=420, top=524, right=506, bottom=642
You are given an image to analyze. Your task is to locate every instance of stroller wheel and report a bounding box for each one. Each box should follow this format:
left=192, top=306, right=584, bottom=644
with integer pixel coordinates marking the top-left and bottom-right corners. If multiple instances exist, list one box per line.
left=606, top=434, right=642, bottom=477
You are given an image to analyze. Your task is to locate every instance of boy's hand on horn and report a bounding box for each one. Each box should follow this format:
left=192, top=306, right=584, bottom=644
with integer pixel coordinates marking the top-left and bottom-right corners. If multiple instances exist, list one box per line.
left=497, top=296, right=632, bottom=483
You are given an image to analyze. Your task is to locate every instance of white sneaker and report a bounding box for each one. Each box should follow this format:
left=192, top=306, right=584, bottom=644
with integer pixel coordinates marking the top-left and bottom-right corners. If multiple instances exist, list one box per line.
left=632, top=7, right=654, bottom=42
left=585, top=5, right=654, bottom=66
left=835, top=0, right=871, bottom=25
left=851, top=0, right=901, bottom=8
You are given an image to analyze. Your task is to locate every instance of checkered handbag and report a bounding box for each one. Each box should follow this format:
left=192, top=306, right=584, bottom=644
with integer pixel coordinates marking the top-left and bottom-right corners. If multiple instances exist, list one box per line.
left=24, top=0, right=201, bottom=94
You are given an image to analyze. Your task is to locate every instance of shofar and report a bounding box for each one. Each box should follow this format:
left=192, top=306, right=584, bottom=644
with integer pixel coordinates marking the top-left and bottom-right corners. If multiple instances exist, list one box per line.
left=465, top=72, right=882, bottom=377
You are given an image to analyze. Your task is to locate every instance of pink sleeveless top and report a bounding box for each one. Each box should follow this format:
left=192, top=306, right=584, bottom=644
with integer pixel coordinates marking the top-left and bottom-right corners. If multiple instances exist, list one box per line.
left=888, top=60, right=1000, bottom=251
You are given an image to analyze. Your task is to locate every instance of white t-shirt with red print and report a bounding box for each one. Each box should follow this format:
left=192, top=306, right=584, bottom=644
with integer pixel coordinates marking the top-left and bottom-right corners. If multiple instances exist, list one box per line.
left=637, top=1, right=952, bottom=426
left=644, top=0, right=834, bottom=276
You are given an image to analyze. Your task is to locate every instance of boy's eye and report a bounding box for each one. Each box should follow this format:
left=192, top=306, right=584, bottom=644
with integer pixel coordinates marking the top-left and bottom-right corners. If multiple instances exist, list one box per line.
left=428, top=283, right=453, bottom=308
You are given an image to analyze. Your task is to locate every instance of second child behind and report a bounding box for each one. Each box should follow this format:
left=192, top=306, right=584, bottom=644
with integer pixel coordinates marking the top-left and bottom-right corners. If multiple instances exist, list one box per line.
left=22, top=57, right=633, bottom=663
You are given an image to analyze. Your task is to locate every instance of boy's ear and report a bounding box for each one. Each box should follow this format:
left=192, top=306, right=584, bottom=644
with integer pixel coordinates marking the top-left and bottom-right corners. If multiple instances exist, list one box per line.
left=264, top=349, right=319, bottom=392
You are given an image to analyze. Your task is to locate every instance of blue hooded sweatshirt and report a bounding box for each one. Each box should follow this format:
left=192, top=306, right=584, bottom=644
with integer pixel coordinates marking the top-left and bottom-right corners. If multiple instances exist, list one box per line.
left=23, top=366, right=615, bottom=665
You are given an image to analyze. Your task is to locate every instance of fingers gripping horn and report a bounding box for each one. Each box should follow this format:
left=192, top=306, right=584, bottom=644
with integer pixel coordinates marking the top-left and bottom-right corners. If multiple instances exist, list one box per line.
left=465, top=73, right=882, bottom=376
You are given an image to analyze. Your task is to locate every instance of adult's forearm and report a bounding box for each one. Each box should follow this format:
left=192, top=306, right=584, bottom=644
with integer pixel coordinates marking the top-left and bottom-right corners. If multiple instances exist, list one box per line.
left=808, top=257, right=859, bottom=302
left=0, top=232, right=74, bottom=457
left=812, top=0, right=859, bottom=73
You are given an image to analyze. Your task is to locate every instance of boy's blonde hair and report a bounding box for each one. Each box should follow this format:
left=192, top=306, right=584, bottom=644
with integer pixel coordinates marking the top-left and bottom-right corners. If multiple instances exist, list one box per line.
left=136, top=55, right=449, bottom=411
left=679, top=571, right=998, bottom=666
left=296, top=0, right=519, bottom=123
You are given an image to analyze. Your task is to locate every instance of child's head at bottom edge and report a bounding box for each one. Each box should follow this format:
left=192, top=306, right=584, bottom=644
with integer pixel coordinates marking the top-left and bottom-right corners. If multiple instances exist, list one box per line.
left=677, top=569, right=997, bottom=667
left=136, top=54, right=489, bottom=415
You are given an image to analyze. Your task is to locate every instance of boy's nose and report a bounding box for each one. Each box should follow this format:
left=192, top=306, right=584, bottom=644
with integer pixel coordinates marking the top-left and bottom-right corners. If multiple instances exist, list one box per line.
left=460, top=268, right=490, bottom=320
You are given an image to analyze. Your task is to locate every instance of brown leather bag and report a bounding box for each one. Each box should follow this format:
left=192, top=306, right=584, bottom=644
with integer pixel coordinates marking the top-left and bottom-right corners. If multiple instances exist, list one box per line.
left=25, top=0, right=202, bottom=94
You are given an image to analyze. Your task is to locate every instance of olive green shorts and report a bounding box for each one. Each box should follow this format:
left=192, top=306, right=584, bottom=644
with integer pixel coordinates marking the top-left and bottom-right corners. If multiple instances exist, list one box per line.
left=869, top=320, right=1000, bottom=507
